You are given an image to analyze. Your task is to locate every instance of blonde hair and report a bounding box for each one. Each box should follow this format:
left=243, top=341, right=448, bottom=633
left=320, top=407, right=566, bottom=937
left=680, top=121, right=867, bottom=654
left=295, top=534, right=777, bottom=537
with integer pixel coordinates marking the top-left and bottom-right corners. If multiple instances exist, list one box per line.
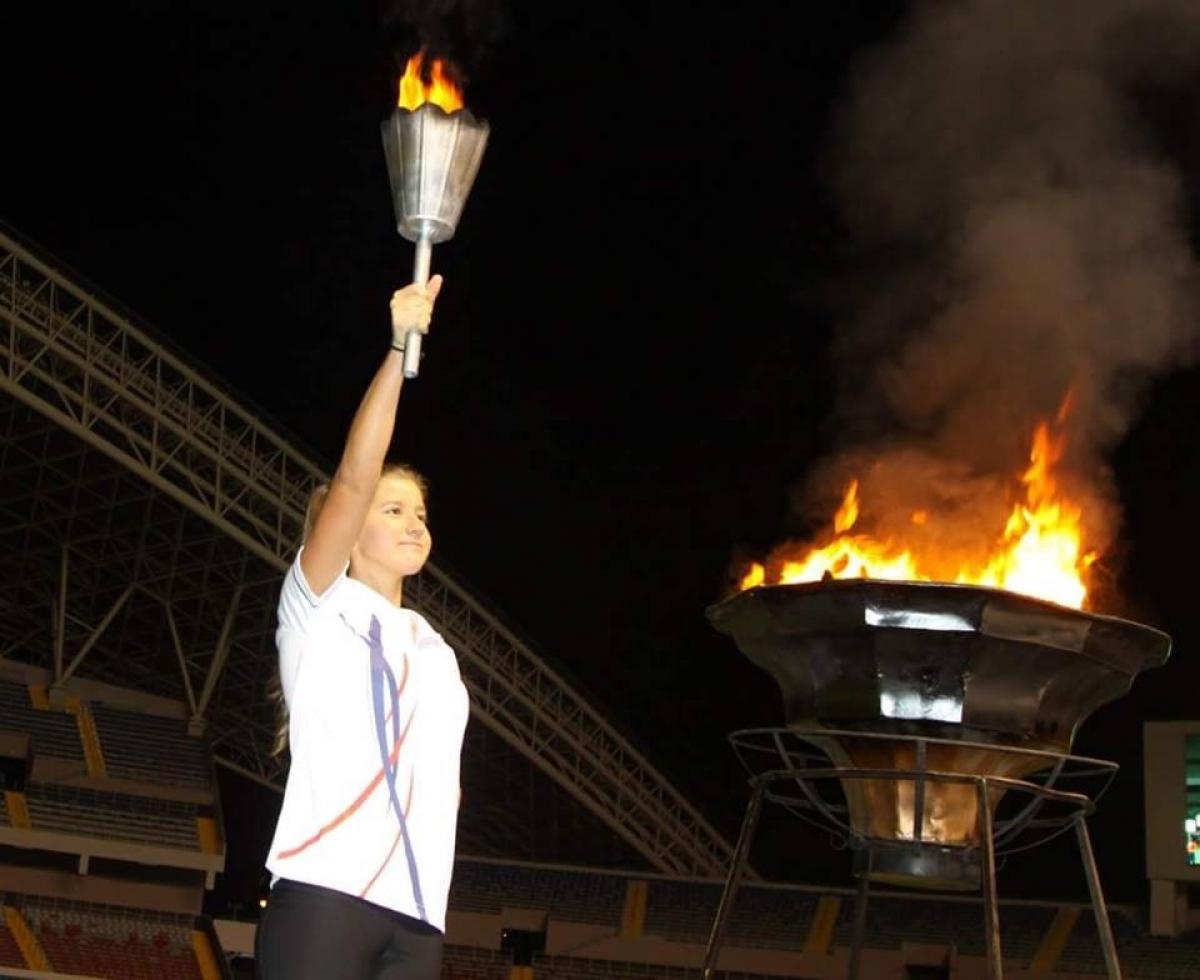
left=269, top=462, right=429, bottom=758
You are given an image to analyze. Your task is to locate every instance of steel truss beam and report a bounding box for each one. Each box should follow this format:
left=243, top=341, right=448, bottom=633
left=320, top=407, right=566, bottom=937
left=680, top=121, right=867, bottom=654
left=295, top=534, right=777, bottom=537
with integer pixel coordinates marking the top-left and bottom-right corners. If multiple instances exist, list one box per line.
left=0, top=228, right=734, bottom=877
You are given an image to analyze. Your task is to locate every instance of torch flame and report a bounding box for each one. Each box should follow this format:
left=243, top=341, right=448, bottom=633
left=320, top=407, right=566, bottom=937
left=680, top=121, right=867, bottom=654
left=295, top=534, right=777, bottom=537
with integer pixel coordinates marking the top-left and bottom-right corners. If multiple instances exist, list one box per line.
left=966, top=422, right=1096, bottom=608
left=398, top=50, right=464, bottom=113
left=740, top=414, right=1097, bottom=609
left=739, top=479, right=921, bottom=591
left=834, top=479, right=860, bottom=534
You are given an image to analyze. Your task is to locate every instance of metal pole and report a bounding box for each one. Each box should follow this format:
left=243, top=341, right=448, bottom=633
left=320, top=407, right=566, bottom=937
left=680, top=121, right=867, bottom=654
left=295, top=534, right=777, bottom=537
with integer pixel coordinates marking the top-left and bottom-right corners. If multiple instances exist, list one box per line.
left=196, top=585, right=243, bottom=719
left=1076, top=816, right=1123, bottom=979
left=702, top=782, right=765, bottom=979
left=848, top=856, right=871, bottom=980
left=403, top=231, right=433, bottom=379
left=977, top=779, right=1004, bottom=980
left=912, top=738, right=927, bottom=844
left=54, top=544, right=68, bottom=681
left=162, top=602, right=198, bottom=716
left=60, top=584, right=135, bottom=683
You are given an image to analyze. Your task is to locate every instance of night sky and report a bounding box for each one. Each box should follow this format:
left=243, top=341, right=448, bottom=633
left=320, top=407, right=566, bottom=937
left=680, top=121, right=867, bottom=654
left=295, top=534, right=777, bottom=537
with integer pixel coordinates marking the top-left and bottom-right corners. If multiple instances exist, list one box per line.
left=4, top=0, right=1200, bottom=913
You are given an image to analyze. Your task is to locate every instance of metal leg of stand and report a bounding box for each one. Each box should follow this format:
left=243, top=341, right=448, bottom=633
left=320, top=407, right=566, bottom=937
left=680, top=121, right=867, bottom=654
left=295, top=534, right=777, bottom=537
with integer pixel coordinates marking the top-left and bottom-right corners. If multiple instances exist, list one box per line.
left=702, top=782, right=765, bottom=980
left=977, top=779, right=1003, bottom=980
left=847, top=859, right=870, bottom=980
left=1076, top=816, right=1123, bottom=979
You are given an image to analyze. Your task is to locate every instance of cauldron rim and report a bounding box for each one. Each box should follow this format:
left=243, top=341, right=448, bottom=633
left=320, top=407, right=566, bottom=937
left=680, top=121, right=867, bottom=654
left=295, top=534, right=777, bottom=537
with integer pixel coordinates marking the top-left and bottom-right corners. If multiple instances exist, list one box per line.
left=707, top=579, right=1171, bottom=672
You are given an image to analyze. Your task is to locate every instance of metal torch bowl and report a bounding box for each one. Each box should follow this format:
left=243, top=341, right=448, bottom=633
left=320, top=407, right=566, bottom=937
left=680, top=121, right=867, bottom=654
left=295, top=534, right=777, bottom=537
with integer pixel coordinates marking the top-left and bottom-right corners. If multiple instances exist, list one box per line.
left=708, top=580, right=1171, bottom=888
left=381, top=102, right=489, bottom=245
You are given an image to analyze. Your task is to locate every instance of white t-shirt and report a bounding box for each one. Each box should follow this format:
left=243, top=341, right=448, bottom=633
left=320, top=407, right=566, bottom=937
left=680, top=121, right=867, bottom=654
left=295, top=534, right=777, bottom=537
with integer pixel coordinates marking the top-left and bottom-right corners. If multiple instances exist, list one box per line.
left=265, top=554, right=469, bottom=931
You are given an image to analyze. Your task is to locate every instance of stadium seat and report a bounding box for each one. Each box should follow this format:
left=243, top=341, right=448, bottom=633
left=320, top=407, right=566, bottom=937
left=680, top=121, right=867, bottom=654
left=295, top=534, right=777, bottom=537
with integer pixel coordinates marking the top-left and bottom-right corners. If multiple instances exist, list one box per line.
left=21, top=897, right=206, bottom=980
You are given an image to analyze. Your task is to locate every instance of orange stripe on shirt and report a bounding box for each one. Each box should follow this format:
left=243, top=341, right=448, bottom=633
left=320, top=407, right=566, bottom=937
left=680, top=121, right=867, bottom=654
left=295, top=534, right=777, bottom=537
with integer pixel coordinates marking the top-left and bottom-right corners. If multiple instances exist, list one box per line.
left=276, top=705, right=417, bottom=860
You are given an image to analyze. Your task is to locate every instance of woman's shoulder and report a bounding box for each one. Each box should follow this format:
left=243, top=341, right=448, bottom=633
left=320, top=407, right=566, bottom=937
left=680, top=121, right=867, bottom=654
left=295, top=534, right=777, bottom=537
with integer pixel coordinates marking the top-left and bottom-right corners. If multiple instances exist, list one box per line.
left=277, top=553, right=352, bottom=634
left=399, top=606, right=453, bottom=650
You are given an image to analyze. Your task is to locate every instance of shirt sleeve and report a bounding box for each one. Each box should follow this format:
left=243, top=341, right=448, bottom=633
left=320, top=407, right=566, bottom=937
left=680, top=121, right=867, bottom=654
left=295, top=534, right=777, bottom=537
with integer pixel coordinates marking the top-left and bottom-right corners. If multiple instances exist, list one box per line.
left=277, top=547, right=347, bottom=634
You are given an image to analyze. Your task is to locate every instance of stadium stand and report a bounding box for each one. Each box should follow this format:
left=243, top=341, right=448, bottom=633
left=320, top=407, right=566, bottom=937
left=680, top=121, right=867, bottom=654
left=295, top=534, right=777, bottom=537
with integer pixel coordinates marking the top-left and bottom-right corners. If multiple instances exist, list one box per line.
left=953, top=901, right=1057, bottom=960
left=432, top=857, right=1200, bottom=978
left=0, top=668, right=230, bottom=978
left=641, top=877, right=718, bottom=942
left=442, top=944, right=510, bottom=979
left=643, top=878, right=822, bottom=951
left=15, top=896, right=213, bottom=980
left=451, top=860, right=625, bottom=928
left=0, top=918, right=24, bottom=970
left=529, top=955, right=828, bottom=980
left=1058, top=908, right=1200, bottom=979
left=723, top=888, right=819, bottom=952
left=92, top=705, right=212, bottom=791
left=23, top=783, right=201, bottom=850
left=0, top=680, right=84, bottom=764
left=805, top=890, right=1071, bottom=967
left=9, top=812, right=1200, bottom=980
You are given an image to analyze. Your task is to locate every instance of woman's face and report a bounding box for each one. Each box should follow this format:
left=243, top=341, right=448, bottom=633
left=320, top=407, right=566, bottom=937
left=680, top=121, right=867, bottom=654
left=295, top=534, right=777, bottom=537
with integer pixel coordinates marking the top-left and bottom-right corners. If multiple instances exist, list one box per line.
left=353, top=474, right=432, bottom=578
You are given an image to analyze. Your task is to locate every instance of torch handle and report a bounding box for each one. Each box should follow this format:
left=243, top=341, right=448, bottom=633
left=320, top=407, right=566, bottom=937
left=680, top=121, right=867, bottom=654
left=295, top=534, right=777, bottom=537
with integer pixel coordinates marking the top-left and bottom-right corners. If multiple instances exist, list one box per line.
left=403, top=234, right=433, bottom=379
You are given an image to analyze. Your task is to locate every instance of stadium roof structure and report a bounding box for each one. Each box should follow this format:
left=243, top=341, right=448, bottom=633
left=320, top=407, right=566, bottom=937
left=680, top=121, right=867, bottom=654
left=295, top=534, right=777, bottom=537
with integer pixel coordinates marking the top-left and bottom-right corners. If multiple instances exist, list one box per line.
left=0, top=225, right=735, bottom=878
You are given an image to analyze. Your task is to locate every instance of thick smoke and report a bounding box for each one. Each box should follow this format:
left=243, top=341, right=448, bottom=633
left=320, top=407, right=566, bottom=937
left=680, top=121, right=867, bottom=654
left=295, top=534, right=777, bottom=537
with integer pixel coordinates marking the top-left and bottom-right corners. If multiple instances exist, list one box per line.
left=796, top=0, right=1200, bottom=578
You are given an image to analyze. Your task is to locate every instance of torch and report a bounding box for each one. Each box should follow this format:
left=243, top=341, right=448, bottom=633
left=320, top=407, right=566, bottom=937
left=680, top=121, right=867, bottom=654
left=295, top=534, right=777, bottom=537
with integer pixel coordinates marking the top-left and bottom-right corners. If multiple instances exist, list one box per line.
left=381, top=52, right=489, bottom=378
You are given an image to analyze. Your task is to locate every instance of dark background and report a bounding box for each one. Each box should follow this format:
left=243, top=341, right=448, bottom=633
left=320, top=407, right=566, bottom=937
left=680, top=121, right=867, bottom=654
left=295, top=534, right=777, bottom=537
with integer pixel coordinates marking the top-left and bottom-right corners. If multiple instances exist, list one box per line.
left=2, top=0, right=1198, bottom=914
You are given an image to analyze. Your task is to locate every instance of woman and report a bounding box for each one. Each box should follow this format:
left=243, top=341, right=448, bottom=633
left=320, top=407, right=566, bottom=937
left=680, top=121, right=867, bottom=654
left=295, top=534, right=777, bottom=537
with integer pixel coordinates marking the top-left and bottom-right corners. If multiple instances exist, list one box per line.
left=256, top=275, right=469, bottom=980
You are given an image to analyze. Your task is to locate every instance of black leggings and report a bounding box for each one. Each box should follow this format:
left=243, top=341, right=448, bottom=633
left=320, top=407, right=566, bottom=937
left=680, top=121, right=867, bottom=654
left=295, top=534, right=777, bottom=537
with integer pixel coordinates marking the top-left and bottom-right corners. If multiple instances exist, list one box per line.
left=255, top=878, right=443, bottom=980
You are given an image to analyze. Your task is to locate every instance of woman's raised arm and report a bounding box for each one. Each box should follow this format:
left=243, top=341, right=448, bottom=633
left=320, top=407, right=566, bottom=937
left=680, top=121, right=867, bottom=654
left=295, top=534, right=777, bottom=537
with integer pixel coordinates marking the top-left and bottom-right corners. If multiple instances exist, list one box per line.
left=300, top=275, right=442, bottom=594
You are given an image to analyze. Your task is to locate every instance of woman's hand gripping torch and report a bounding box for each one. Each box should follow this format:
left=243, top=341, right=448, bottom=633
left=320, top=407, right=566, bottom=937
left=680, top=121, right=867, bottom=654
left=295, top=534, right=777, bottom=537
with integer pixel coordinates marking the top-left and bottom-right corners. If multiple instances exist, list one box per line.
left=381, top=52, right=489, bottom=378
left=391, top=274, right=442, bottom=358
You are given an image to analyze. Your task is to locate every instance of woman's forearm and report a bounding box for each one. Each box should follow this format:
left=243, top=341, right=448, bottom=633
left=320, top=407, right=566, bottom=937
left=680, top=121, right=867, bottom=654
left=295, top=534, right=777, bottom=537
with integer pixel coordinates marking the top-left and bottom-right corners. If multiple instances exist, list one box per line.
left=333, top=348, right=406, bottom=492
